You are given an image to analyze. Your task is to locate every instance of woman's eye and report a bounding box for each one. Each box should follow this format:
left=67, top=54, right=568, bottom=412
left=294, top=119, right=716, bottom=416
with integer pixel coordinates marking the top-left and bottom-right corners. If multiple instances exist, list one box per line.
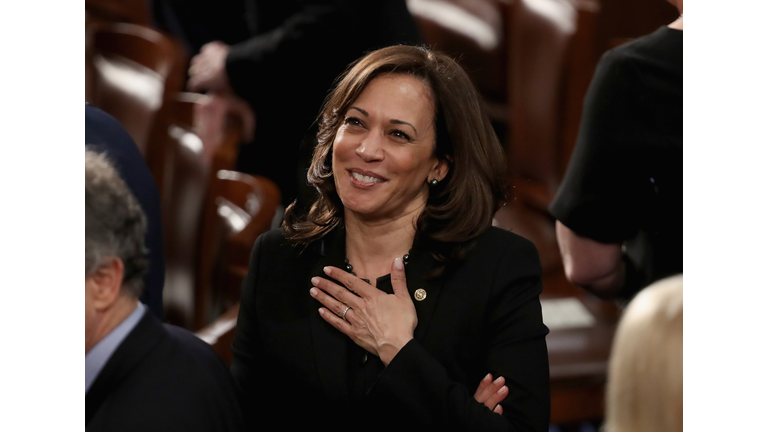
left=344, top=117, right=363, bottom=127
left=391, top=130, right=411, bottom=141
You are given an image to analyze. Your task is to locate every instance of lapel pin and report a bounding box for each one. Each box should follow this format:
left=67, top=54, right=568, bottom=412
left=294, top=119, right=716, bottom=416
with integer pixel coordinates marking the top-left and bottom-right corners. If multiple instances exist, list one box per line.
left=414, top=288, right=427, bottom=301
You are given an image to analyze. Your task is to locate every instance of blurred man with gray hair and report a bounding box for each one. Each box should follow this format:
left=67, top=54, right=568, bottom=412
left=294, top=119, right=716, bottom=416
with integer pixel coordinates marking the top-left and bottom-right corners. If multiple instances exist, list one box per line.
left=85, top=149, right=242, bottom=432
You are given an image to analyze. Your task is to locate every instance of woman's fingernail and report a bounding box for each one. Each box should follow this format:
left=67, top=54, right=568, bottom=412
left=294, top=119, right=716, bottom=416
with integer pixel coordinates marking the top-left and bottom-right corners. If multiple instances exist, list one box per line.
left=484, top=373, right=492, bottom=382
left=494, top=376, right=504, bottom=384
left=498, top=386, right=507, bottom=394
left=323, top=266, right=331, bottom=275
left=310, top=288, right=317, bottom=296
left=394, top=257, right=404, bottom=270
left=311, top=277, right=319, bottom=285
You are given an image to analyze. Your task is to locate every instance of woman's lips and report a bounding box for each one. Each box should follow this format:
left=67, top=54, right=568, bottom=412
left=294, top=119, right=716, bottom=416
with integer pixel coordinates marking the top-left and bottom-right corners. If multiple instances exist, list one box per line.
left=348, top=170, right=386, bottom=187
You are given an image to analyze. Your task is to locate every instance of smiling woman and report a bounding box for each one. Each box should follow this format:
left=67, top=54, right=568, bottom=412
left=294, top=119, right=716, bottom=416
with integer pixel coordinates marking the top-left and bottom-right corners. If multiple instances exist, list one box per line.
left=284, top=45, right=507, bottom=256
left=231, top=46, right=550, bottom=432
left=332, top=74, right=446, bottom=225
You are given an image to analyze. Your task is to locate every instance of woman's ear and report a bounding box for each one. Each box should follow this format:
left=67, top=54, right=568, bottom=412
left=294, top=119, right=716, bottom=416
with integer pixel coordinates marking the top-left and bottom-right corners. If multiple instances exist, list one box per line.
left=433, top=156, right=451, bottom=182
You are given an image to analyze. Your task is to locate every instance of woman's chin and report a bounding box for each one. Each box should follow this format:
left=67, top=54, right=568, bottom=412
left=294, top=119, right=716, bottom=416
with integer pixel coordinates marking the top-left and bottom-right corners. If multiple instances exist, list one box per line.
left=344, top=202, right=381, bottom=218
left=340, top=191, right=381, bottom=212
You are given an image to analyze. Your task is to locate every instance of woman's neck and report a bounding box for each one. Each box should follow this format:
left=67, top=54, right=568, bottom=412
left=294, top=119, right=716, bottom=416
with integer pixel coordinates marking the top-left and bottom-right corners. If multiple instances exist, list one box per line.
left=344, top=205, right=422, bottom=282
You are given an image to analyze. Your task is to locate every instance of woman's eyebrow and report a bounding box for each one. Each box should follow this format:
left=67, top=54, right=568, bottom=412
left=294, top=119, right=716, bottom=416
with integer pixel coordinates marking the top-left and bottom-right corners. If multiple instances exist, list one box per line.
left=350, top=106, right=417, bottom=136
left=391, top=119, right=417, bottom=135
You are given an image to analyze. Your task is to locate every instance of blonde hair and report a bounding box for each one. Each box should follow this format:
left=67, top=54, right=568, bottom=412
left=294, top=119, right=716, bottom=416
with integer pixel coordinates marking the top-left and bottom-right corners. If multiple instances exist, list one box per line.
left=604, top=275, right=683, bottom=432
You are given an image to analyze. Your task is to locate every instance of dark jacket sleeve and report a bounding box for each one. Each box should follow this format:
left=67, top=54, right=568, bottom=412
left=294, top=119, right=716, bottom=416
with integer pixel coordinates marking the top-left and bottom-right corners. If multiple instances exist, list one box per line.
left=225, top=0, right=420, bottom=116
left=366, top=238, right=550, bottom=432
left=225, top=1, right=343, bottom=113
left=549, top=49, right=655, bottom=243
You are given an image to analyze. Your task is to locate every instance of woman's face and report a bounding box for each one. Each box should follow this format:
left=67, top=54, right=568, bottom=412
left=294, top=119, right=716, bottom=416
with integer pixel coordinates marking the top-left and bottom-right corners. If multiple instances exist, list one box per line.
left=332, top=74, right=448, bottom=221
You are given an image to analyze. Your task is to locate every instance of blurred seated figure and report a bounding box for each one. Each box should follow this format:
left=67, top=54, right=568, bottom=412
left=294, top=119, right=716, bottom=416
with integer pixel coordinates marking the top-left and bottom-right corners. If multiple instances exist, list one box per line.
left=155, top=0, right=421, bottom=207
left=604, top=274, right=683, bottom=432
left=85, top=149, right=243, bottom=432
left=550, top=0, right=683, bottom=300
left=85, top=104, right=164, bottom=318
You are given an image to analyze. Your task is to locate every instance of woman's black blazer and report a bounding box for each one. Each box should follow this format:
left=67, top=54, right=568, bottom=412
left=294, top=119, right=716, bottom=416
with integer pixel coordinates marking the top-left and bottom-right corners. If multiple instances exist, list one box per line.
left=231, top=226, right=550, bottom=431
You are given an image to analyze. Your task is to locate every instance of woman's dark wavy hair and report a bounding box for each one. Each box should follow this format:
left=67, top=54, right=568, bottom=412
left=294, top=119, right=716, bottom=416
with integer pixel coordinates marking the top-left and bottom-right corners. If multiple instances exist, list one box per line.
left=283, top=45, right=507, bottom=264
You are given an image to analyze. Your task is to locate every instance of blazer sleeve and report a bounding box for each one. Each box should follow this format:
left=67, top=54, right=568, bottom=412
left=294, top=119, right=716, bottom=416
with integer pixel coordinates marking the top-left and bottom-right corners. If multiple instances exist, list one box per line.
left=366, top=238, right=550, bottom=432
left=549, top=49, right=654, bottom=243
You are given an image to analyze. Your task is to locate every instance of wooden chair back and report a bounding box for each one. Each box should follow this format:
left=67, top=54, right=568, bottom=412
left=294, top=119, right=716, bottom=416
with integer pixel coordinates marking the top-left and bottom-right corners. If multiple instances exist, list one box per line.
left=408, top=0, right=512, bottom=123
left=193, top=169, right=280, bottom=361
left=194, top=169, right=281, bottom=329
left=160, top=93, right=279, bottom=330
left=159, top=95, right=211, bottom=329
left=195, top=303, right=241, bottom=366
left=595, top=0, right=678, bottom=54
left=86, top=22, right=186, bottom=189
left=495, top=0, right=598, bottom=273
left=85, top=0, right=151, bottom=25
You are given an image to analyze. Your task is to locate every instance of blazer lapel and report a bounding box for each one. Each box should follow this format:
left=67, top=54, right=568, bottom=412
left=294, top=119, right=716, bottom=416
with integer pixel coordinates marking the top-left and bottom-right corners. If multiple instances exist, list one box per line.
left=305, top=228, right=449, bottom=399
left=85, top=310, right=164, bottom=426
left=403, top=242, right=445, bottom=342
left=307, top=228, right=352, bottom=406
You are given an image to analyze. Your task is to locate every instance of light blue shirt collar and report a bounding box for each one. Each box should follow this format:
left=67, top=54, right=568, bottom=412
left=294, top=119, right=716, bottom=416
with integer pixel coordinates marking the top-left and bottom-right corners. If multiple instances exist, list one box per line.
left=85, top=302, right=145, bottom=393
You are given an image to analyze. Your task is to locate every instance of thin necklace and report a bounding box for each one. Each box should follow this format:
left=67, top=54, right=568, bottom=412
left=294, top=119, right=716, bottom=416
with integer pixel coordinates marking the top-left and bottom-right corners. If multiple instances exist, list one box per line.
left=344, top=252, right=410, bottom=284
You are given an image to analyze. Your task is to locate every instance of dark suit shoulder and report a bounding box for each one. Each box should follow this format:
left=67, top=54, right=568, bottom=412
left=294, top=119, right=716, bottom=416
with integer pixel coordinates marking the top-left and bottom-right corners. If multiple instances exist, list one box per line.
left=258, top=227, right=290, bottom=246
left=157, top=325, right=240, bottom=397
left=463, top=227, right=543, bottom=300
left=608, top=26, right=682, bottom=63
left=251, top=228, right=306, bottom=261
left=87, top=318, right=243, bottom=432
left=472, top=227, right=541, bottom=266
left=163, top=324, right=234, bottom=375
left=476, top=226, right=537, bottom=249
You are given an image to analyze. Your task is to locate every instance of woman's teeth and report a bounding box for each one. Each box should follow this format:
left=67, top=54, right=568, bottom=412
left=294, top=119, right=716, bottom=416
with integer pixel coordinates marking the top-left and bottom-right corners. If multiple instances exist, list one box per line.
left=352, top=172, right=383, bottom=183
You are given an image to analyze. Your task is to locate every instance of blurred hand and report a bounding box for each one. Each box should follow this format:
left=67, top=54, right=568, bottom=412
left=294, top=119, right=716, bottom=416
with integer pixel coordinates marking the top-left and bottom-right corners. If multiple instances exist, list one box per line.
left=188, top=41, right=232, bottom=93
left=474, top=373, right=508, bottom=415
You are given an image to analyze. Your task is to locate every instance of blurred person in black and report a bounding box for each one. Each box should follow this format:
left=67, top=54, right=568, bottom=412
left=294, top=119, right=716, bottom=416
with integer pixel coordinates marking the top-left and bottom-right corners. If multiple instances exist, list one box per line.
left=85, top=104, right=165, bottom=318
left=549, top=0, right=683, bottom=300
left=85, top=149, right=243, bottom=432
left=153, top=0, right=421, bottom=208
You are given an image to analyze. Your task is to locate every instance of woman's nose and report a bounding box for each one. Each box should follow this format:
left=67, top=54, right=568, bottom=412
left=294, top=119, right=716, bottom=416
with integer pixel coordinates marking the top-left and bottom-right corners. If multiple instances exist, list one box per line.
left=355, top=134, right=384, bottom=162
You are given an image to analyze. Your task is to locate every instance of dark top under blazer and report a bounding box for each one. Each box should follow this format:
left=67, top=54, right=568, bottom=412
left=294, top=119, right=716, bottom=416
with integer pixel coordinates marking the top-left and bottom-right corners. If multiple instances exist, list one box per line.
left=231, top=226, right=550, bottom=431
left=86, top=310, right=243, bottom=432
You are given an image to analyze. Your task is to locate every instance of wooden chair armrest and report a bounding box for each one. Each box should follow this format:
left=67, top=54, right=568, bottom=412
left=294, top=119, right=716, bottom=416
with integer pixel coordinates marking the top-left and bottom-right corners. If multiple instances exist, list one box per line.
left=212, top=170, right=281, bottom=269
left=195, top=302, right=240, bottom=365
